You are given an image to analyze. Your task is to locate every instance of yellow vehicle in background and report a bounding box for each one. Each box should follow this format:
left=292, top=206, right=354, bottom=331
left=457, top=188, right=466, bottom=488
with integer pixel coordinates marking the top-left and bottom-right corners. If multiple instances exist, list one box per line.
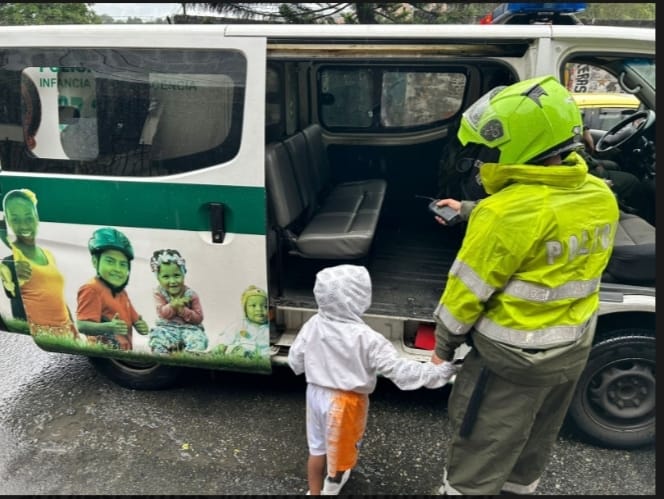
left=572, top=92, right=641, bottom=131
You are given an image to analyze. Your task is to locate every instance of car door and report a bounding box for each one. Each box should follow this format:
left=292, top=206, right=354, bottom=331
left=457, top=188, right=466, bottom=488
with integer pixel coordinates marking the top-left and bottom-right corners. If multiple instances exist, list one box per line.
left=0, top=28, right=273, bottom=372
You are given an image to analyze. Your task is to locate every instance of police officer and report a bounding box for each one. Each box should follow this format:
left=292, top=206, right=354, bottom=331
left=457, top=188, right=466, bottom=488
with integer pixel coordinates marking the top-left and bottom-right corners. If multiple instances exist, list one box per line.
left=430, top=76, right=619, bottom=495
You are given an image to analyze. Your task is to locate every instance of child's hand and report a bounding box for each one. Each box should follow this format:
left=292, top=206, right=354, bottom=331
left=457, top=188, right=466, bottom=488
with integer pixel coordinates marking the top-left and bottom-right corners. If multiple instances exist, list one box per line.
left=423, top=361, right=459, bottom=389
left=110, top=313, right=129, bottom=335
left=437, top=361, right=459, bottom=385
left=134, top=315, right=149, bottom=335
left=14, top=260, right=32, bottom=284
left=169, top=296, right=190, bottom=312
left=0, top=263, right=15, bottom=296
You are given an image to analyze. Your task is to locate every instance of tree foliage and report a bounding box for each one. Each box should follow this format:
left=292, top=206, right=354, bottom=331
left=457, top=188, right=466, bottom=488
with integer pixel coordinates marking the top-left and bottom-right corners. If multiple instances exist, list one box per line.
left=1, top=2, right=654, bottom=26
left=187, top=2, right=654, bottom=24
left=0, top=3, right=101, bottom=25
left=582, top=3, right=655, bottom=22
left=188, top=3, right=503, bottom=24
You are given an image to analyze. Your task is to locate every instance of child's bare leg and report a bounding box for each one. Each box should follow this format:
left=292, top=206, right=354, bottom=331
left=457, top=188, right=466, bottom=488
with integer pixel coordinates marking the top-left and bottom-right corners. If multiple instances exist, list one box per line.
left=307, top=453, right=326, bottom=495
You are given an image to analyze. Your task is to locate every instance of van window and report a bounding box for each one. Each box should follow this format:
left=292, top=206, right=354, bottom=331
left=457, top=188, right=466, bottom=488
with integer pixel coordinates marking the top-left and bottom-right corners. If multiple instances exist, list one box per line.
left=627, top=58, right=656, bottom=88
left=565, top=63, right=622, bottom=93
left=319, top=66, right=465, bottom=130
left=1, top=48, right=246, bottom=176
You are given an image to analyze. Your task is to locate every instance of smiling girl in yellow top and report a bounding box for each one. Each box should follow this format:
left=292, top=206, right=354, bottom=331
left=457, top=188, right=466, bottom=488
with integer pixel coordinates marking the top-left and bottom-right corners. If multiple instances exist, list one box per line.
left=1, top=189, right=79, bottom=339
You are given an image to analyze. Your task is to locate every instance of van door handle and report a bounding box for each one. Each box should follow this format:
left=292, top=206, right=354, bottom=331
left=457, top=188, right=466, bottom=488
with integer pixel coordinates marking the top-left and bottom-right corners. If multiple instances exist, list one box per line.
left=208, top=202, right=225, bottom=243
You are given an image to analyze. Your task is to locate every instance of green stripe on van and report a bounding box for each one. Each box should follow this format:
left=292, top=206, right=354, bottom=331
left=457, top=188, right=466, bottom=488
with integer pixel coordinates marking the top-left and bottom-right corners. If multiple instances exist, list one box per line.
left=0, top=176, right=266, bottom=235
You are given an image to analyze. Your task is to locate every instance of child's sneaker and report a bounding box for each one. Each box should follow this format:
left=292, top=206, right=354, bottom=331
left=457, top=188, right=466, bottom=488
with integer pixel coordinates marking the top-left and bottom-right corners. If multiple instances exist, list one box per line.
left=321, top=469, right=351, bottom=495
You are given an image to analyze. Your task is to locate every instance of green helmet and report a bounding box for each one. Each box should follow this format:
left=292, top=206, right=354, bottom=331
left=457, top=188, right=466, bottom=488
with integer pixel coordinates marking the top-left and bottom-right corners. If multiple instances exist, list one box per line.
left=457, top=75, right=584, bottom=165
left=88, top=227, right=134, bottom=260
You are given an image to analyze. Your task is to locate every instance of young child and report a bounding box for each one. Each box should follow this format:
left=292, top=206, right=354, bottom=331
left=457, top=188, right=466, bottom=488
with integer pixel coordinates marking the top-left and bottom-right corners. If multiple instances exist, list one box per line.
left=288, top=264, right=457, bottom=495
left=221, top=285, right=270, bottom=358
left=76, top=227, right=149, bottom=350
left=147, top=249, right=207, bottom=354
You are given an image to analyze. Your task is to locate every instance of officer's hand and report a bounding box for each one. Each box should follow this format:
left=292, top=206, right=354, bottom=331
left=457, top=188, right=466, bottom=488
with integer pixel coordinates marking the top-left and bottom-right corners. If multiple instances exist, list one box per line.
left=434, top=198, right=461, bottom=226
left=430, top=352, right=444, bottom=365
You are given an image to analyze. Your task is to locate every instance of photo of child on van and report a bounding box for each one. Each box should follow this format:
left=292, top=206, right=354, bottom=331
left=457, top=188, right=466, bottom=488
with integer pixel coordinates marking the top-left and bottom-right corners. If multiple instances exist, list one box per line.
left=147, top=249, right=207, bottom=355
left=76, top=227, right=148, bottom=350
left=217, top=285, right=270, bottom=359
left=1, top=188, right=79, bottom=339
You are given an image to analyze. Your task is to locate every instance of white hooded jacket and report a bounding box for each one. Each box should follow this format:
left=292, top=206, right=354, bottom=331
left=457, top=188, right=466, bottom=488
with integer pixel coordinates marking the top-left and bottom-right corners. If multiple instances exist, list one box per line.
left=288, top=264, right=456, bottom=394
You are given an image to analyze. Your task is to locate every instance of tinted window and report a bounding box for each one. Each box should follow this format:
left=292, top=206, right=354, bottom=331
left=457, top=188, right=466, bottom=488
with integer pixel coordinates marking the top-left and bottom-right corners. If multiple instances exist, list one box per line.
left=0, top=48, right=246, bottom=176
left=319, top=66, right=465, bottom=131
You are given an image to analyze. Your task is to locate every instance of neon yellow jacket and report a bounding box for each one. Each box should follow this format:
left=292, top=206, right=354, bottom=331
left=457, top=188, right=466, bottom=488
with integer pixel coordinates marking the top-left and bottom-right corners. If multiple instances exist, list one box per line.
left=434, top=151, right=620, bottom=384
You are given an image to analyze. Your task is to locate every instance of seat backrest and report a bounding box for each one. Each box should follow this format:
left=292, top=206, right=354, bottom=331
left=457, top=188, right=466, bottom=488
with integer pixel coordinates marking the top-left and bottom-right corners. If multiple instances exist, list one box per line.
left=603, top=211, right=656, bottom=285
left=301, top=124, right=331, bottom=197
left=283, top=132, right=317, bottom=218
left=265, top=141, right=305, bottom=230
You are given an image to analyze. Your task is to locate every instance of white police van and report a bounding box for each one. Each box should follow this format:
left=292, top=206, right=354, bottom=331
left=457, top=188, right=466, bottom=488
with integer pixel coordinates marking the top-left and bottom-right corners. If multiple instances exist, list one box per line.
left=0, top=20, right=655, bottom=449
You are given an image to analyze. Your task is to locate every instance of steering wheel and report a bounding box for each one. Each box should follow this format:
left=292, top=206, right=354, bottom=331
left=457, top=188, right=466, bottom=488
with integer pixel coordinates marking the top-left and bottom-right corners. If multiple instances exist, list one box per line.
left=595, top=109, right=655, bottom=153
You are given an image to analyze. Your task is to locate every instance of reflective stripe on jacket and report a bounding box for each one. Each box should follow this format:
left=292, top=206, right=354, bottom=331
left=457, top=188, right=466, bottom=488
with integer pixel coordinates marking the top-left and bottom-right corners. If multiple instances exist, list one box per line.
left=434, top=151, right=619, bottom=352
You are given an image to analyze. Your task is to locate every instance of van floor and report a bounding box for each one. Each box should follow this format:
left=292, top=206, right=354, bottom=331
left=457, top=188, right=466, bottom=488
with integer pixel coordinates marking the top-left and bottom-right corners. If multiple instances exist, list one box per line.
left=275, top=215, right=464, bottom=321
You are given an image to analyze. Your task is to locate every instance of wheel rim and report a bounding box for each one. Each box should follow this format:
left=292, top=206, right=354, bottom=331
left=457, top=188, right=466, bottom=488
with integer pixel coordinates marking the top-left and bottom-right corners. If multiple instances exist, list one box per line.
left=586, top=356, right=655, bottom=426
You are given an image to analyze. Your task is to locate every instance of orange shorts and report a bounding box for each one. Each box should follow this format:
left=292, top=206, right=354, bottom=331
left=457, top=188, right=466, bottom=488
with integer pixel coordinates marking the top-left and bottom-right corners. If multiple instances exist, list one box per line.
left=306, top=383, right=369, bottom=475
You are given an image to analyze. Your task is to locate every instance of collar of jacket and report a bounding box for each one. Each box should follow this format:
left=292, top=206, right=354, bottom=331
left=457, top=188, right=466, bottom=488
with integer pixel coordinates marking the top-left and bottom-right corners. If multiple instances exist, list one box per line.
left=479, top=151, right=589, bottom=195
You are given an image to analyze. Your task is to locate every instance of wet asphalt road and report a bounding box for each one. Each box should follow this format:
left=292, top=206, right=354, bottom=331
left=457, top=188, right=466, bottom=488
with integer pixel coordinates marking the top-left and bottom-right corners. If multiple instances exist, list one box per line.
left=0, top=332, right=655, bottom=496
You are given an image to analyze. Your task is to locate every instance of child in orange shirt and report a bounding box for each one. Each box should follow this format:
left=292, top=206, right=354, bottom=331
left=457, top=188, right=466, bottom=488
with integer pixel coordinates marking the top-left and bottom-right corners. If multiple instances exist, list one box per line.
left=76, top=227, right=148, bottom=350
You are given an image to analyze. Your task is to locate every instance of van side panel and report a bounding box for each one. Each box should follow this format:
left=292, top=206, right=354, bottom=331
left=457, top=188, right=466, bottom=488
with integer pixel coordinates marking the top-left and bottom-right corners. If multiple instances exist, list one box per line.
left=0, top=34, right=272, bottom=372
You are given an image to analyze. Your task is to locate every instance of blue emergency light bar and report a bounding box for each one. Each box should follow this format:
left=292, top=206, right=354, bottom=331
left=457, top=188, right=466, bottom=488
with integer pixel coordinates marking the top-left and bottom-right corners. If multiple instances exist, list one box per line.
left=480, top=3, right=586, bottom=24
left=500, top=3, right=586, bottom=15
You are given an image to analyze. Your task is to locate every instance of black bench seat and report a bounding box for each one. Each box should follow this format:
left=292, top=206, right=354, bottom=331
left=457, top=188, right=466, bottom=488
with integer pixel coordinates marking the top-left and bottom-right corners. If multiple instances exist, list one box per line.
left=266, top=125, right=386, bottom=261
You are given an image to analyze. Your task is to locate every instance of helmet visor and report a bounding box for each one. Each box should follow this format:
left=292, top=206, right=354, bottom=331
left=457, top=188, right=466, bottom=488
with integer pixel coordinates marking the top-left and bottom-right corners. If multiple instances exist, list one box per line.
left=462, top=86, right=507, bottom=130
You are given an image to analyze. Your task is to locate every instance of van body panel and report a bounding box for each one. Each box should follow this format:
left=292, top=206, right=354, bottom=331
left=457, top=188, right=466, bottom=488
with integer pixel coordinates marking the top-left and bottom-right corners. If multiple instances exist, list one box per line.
left=0, top=33, right=271, bottom=371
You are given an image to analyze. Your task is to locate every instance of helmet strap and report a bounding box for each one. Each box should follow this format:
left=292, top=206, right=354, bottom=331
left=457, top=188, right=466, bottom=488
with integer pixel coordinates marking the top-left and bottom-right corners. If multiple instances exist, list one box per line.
left=96, top=274, right=129, bottom=296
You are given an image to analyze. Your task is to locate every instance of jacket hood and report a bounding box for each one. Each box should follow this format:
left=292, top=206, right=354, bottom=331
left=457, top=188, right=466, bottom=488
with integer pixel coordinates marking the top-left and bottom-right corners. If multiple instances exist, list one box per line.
left=479, top=150, right=589, bottom=195
left=314, top=264, right=371, bottom=323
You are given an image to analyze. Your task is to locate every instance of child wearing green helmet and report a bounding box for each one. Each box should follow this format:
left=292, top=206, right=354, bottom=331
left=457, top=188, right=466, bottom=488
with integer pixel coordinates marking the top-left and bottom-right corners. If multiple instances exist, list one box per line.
left=147, top=249, right=208, bottom=354
left=76, top=227, right=149, bottom=350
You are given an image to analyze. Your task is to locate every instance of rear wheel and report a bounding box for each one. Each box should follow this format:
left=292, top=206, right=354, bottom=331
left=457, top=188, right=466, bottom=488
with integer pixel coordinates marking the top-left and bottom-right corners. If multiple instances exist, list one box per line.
left=568, top=329, right=655, bottom=449
left=88, top=356, right=183, bottom=390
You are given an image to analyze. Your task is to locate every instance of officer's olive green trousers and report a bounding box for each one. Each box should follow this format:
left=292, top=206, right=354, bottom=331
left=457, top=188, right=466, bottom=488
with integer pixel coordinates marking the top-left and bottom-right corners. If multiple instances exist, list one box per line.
left=443, top=348, right=580, bottom=495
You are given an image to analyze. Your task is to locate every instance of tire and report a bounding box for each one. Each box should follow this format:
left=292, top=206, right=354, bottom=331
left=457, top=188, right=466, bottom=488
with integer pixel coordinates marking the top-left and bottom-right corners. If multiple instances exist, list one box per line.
left=568, top=329, right=655, bottom=449
left=88, top=356, right=183, bottom=390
